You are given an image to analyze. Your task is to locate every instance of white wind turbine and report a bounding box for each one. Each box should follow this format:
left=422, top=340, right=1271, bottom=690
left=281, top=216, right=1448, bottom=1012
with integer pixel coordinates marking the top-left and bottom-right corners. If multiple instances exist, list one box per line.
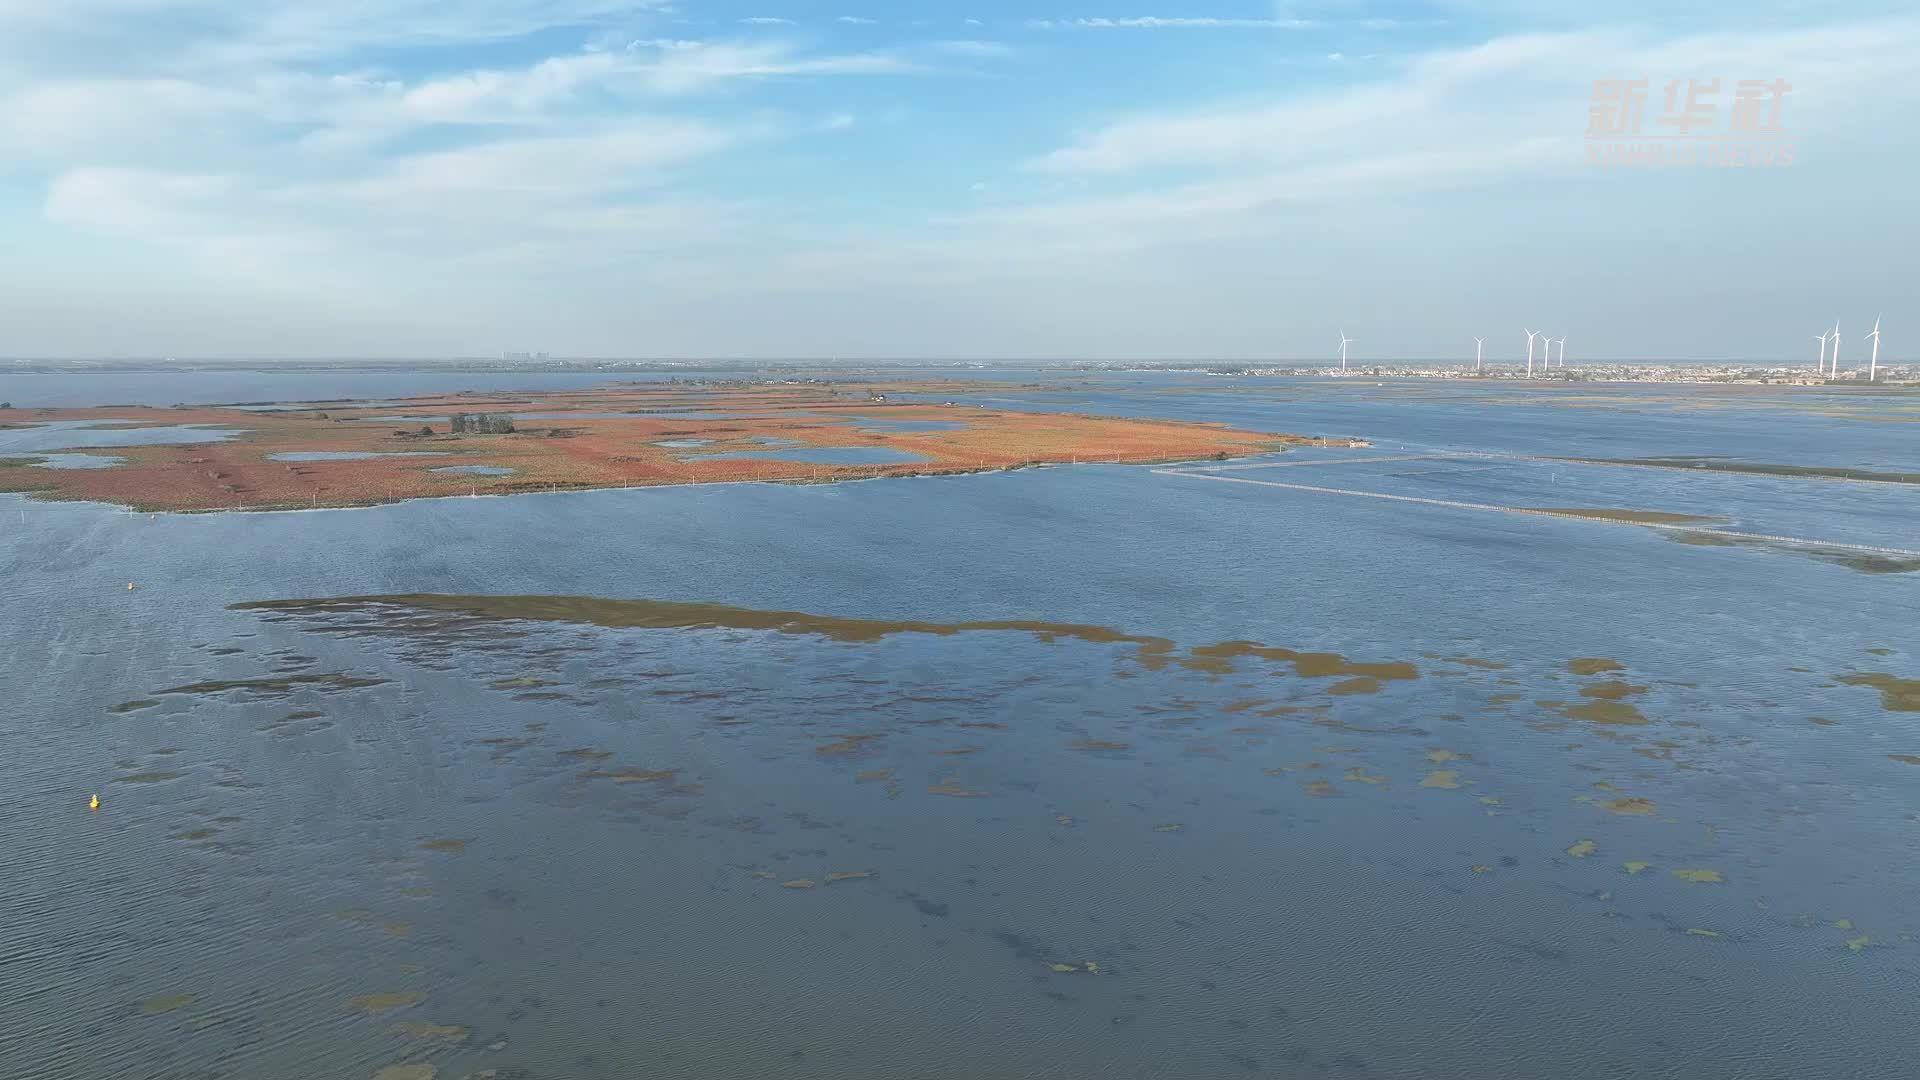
left=1555, top=337, right=1566, bottom=367
left=1473, top=336, right=1484, bottom=373
left=1338, top=331, right=1352, bottom=374
left=1815, top=328, right=1830, bottom=375
left=1868, top=317, right=1881, bottom=382
left=1523, top=328, right=1538, bottom=378
left=1831, top=321, right=1842, bottom=377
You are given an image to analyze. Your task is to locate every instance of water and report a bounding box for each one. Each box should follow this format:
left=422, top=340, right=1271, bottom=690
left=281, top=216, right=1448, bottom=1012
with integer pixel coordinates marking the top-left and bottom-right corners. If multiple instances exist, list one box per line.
left=23, top=453, right=126, bottom=470
left=2, top=371, right=1918, bottom=1080
left=429, top=466, right=516, bottom=477
left=0, top=370, right=669, bottom=408
left=0, top=421, right=241, bottom=454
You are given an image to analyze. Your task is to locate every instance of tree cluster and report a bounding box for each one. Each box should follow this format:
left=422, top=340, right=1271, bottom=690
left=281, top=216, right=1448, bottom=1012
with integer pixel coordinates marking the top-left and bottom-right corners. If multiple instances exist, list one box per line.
left=450, top=413, right=516, bottom=434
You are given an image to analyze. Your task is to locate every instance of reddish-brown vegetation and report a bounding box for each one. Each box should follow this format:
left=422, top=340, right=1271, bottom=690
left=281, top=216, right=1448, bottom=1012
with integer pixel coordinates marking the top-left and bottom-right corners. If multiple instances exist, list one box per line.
left=0, top=382, right=1309, bottom=512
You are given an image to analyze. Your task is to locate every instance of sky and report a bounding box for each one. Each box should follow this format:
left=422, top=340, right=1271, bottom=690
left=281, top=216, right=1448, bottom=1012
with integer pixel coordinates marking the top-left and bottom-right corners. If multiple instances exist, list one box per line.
left=1, top=1, right=1916, bottom=362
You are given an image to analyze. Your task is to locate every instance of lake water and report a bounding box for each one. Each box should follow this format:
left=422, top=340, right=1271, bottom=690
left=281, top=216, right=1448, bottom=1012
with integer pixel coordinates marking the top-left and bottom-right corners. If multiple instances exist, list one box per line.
left=2, top=370, right=1917, bottom=1080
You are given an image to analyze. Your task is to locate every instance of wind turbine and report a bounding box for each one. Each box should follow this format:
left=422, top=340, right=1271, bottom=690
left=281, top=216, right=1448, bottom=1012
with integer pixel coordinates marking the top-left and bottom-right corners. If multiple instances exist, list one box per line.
left=1523, top=328, right=1538, bottom=378
left=1815, top=329, right=1830, bottom=375
left=1473, top=336, right=1484, bottom=373
left=1831, top=321, right=1841, bottom=377
left=1867, top=317, right=1881, bottom=382
left=1338, top=331, right=1352, bottom=374
left=1555, top=337, right=1566, bottom=367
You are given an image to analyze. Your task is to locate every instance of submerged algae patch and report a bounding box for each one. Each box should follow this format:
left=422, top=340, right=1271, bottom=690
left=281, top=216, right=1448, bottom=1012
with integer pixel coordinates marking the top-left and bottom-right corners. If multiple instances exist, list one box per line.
left=1563, top=455, right=1920, bottom=485
left=928, top=775, right=988, bottom=797
left=1673, top=869, right=1725, bottom=884
left=1568, top=658, right=1625, bottom=676
left=1561, top=701, right=1651, bottom=726
left=139, top=994, right=196, bottom=1015
left=1525, top=507, right=1725, bottom=525
left=1580, top=681, right=1649, bottom=700
left=116, top=771, right=183, bottom=784
left=233, top=594, right=1419, bottom=683
left=1837, top=672, right=1920, bottom=712
left=588, top=767, right=677, bottom=784
left=817, top=734, right=885, bottom=756
left=353, top=991, right=426, bottom=1012
left=154, top=672, right=388, bottom=698
left=391, top=1021, right=469, bottom=1043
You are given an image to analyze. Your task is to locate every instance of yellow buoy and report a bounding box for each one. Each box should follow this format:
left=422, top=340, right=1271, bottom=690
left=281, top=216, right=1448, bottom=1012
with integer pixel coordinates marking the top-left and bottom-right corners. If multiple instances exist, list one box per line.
left=89, top=794, right=100, bottom=811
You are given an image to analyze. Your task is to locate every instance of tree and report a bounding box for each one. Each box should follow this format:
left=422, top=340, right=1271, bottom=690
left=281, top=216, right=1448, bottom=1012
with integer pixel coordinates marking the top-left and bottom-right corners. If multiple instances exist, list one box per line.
left=451, top=412, right=515, bottom=434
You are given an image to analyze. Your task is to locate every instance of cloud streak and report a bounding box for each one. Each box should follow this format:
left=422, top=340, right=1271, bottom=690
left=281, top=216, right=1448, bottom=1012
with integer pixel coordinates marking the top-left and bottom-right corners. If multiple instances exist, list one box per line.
left=1025, top=16, right=1316, bottom=30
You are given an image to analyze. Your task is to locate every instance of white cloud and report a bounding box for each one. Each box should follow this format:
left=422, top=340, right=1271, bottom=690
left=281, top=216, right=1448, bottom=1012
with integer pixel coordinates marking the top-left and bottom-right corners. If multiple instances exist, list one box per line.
left=929, top=39, right=1013, bottom=57
left=0, top=79, right=248, bottom=157
left=8, top=2, right=1919, bottom=358
left=399, top=50, right=619, bottom=121
left=0, top=1, right=676, bottom=75
left=958, top=139, right=1570, bottom=230
left=44, top=168, right=233, bottom=236
left=333, top=123, right=733, bottom=206
left=1026, top=16, right=1316, bottom=30
left=1028, top=18, right=1920, bottom=179
left=837, top=16, right=879, bottom=25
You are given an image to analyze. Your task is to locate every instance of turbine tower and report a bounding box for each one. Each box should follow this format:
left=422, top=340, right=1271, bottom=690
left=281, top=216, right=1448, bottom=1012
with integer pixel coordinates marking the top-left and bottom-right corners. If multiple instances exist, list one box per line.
left=1867, top=317, right=1881, bottom=382
left=1815, top=329, right=1830, bottom=375
left=1831, top=321, right=1841, bottom=377
left=1555, top=337, right=1566, bottom=367
left=1473, top=336, right=1484, bottom=373
left=1523, top=328, right=1538, bottom=378
left=1338, top=331, right=1352, bottom=375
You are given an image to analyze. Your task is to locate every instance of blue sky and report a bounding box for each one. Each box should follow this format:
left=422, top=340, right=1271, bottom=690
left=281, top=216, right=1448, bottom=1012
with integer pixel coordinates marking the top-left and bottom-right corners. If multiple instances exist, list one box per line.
left=1, top=1, right=1915, bottom=361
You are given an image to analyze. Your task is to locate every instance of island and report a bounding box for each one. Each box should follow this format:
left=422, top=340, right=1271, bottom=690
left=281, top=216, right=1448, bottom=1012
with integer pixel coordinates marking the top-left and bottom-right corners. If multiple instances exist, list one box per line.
left=0, top=381, right=1318, bottom=512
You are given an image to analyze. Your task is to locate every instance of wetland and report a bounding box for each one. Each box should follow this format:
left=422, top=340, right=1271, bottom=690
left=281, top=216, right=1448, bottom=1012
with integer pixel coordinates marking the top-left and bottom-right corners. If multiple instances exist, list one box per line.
left=4, top=370, right=1918, bottom=1080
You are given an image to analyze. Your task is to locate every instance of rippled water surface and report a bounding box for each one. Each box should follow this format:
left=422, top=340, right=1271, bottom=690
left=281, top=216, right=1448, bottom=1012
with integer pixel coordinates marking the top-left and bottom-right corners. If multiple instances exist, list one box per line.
left=3, top=371, right=1918, bottom=1080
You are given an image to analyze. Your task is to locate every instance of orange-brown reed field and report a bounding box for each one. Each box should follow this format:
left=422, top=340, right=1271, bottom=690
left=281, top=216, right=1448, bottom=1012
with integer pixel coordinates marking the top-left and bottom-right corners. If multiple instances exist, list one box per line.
left=0, top=381, right=1314, bottom=512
